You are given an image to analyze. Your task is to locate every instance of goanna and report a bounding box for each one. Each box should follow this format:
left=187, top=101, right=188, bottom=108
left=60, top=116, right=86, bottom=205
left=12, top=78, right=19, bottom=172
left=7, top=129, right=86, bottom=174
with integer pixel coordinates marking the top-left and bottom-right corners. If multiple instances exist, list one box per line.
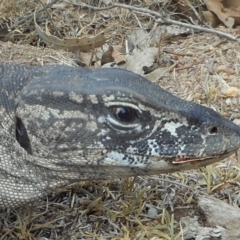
left=0, top=64, right=240, bottom=208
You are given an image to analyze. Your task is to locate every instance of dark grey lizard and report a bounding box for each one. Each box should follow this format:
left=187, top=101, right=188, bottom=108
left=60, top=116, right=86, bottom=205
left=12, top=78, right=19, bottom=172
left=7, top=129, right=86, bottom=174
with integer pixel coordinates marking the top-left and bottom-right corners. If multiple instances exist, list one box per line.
left=0, top=63, right=240, bottom=208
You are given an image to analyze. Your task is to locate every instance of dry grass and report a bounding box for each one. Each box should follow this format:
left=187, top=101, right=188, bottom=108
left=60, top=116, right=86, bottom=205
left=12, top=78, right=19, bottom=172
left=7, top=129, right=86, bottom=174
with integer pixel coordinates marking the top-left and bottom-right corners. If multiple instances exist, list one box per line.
left=0, top=0, right=240, bottom=239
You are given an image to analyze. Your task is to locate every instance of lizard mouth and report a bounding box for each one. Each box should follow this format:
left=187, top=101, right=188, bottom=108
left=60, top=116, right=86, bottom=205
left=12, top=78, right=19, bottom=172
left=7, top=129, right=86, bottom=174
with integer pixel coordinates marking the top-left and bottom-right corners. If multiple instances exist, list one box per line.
left=171, top=151, right=234, bottom=165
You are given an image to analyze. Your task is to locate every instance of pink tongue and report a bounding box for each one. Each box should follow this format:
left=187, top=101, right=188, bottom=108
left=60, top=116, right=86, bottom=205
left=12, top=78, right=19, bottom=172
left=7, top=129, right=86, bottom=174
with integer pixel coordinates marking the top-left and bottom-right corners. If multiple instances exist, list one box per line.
left=172, top=157, right=205, bottom=164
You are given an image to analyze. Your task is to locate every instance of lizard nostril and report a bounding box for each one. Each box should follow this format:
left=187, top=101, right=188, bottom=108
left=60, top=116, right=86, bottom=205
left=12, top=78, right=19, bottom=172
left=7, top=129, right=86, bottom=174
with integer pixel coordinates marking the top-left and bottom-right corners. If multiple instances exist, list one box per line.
left=208, top=126, right=218, bottom=134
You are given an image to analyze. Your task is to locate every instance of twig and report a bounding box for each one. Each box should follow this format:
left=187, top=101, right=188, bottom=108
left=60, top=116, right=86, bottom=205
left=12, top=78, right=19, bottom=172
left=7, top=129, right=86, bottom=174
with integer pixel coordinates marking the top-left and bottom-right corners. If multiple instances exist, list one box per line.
left=65, top=1, right=115, bottom=11
left=133, top=12, right=142, bottom=29
left=36, top=0, right=62, bottom=38
left=164, top=50, right=193, bottom=57
left=70, top=1, right=240, bottom=44
left=112, top=3, right=240, bottom=43
left=9, top=0, right=61, bottom=31
left=184, top=0, right=203, bottom=23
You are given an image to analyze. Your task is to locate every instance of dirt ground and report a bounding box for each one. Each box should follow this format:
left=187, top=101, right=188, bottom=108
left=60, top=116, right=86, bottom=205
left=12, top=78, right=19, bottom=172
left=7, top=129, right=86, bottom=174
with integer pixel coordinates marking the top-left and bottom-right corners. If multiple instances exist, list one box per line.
left=0, top=1, right=240, bottom=239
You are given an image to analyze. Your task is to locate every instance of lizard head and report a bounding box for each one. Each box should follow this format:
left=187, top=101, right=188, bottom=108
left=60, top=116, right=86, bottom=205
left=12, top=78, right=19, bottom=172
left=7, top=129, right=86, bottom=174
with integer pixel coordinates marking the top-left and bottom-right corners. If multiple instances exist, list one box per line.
left=15, top=66, right=240, bottom=178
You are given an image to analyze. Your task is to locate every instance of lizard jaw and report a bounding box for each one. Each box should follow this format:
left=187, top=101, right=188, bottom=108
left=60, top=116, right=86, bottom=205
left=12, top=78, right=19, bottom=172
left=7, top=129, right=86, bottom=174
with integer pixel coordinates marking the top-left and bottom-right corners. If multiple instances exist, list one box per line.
left=171, top=151, right=234, bottom=165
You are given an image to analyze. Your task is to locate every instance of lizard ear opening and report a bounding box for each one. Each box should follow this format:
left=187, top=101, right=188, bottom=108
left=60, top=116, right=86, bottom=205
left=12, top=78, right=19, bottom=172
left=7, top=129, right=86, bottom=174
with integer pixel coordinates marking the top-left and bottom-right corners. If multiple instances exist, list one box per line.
left=16, top=117, right=32, bottom=154
left=208, top=126, right=218, bottom=134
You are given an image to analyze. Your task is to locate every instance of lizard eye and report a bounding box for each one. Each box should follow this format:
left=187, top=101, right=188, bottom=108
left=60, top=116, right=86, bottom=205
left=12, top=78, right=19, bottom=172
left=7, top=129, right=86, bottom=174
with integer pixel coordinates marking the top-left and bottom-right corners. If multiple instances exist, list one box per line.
left=111, top=106, right=138, bottom=123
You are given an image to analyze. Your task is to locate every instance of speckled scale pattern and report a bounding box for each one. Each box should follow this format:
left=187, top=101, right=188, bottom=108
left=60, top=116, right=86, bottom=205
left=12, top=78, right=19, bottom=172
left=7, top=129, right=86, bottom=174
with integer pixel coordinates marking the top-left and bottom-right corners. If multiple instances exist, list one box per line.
left=0, top=63, right=240, bottom=208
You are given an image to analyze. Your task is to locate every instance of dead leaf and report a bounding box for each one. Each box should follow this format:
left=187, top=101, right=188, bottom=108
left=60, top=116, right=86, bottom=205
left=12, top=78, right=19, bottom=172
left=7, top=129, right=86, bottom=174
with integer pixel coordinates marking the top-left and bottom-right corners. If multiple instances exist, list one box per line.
left=127, top=29, right=149, bottom=51
left=202, top=11, right=220, bottom=27
left=150, top=25, right=193, bottom=43
left=125, top=47, right=158, bottom=75
left=222, top=86, right=239, bottom=97
left=205, top=0, right=240, bottom=27
left=216, top=65, right=235, bottom=74
left=101, top=46, right=114, bottom=65
left=79, top=52, right=95, bottom=67
left=223, top=0, right=240, bottom=9
left=145, top=67, right=171, bottom=82
left=112, top=48, right=126, bottom=65
left=145, top=204, right=158, bottom=219
left=233, top=118, right=240, bottom=126
left=34, top=9, right=107, bottom=52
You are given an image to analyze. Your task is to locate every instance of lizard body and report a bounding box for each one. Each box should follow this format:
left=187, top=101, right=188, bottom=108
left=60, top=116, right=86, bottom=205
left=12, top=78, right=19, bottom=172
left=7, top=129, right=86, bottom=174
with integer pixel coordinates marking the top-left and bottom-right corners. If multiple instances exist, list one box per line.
left=0, top=64, right=240, bottom=208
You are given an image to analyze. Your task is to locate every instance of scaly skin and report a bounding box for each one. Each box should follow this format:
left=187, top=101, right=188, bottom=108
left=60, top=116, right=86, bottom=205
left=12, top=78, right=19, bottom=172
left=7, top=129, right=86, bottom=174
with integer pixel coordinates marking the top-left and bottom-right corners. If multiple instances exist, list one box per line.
left=0, top=64, right=240, bottom=208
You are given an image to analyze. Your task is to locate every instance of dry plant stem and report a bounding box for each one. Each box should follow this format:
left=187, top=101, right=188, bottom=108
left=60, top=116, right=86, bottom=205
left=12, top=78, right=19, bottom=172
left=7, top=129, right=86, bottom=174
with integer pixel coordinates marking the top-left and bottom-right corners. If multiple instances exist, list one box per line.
left=147, top=177, right=208, bottom=196
left=184, top=0, right=202, bottom=22
left=9, top=0, right=61, bottom=31
left=63, top=11, right=76, bottom=37
left=72, top=1, right=240, bottom=44
left=67, top=1, right=115, bottom=11
left=36, top=0, right=62, bottom=38
left=133, top=12, right=142, bottom=28
left=77, top=14, right=97, bottom=37
left=164, top=50, right=193, bottom=57
left=112, top=3, right=240, bottom=43
left=157, top=32, right=163, bottom=61
left=175, top=63, right=199, bottom=71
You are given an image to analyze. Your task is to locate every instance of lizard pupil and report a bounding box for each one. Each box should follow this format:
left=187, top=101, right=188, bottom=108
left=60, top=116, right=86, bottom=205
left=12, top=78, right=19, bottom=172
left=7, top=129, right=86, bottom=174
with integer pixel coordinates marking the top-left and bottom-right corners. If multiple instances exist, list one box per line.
left=113, top=107, right=137, bottom=123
